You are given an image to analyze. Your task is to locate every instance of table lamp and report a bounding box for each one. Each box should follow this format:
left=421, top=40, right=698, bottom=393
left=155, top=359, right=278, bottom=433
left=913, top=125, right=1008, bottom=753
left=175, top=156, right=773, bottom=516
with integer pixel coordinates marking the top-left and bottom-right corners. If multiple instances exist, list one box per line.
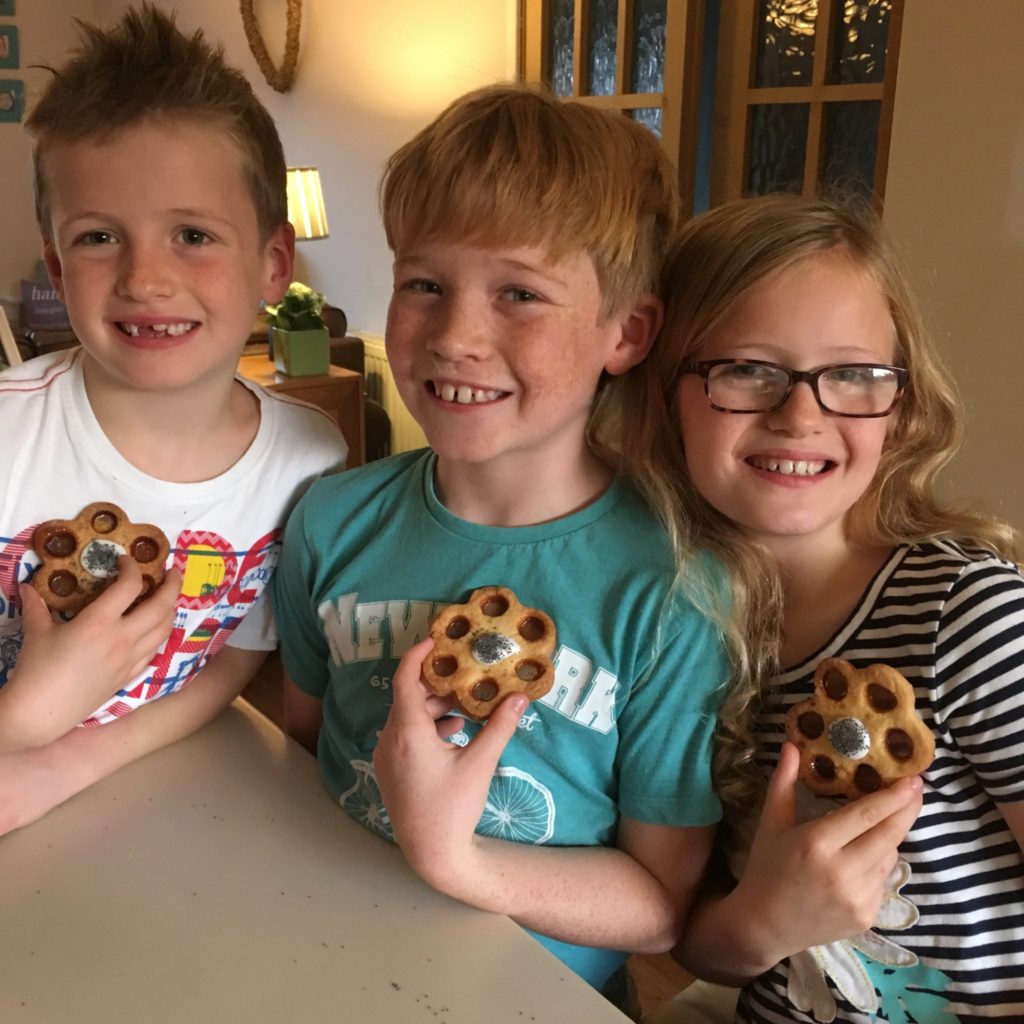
left=286, top=166, right=329, bottom=239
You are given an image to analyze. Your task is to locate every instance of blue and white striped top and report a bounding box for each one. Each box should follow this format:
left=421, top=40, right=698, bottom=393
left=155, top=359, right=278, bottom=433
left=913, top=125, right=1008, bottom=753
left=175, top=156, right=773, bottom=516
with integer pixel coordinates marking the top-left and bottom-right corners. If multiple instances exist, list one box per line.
left=738, top=540, right=1024, bottom=1024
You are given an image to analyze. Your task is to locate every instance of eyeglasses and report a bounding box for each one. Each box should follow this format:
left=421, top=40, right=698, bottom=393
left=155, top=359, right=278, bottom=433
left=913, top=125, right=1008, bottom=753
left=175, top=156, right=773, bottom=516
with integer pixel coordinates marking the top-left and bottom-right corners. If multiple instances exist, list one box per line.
left=683, top=359, right=908, bottom=418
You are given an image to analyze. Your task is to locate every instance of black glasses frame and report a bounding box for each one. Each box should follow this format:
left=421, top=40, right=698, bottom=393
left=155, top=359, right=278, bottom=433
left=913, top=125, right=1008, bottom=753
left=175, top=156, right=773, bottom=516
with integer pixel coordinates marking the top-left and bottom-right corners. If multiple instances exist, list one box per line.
left=683, top=359, right=909, bottom=418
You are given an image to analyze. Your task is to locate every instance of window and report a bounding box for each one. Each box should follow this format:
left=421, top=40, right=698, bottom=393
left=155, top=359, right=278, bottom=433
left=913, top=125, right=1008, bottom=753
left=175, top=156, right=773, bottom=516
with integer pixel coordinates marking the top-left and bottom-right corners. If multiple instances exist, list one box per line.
left=520, top=0, right=705, bottom=214
left=713, top=0, right=903, bottom=206
left=520, top=0, right=904, bottom=213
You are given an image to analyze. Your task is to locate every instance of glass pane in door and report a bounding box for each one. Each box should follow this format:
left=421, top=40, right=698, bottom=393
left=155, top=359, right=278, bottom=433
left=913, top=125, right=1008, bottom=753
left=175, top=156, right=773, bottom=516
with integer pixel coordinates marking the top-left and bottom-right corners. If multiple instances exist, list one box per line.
left=548, top=0, right=575, bottom=97
left=630, top=107, right=664, bottom=137
left=828, top=0, right=891, bottom=84
left=588, top=0, right=618, bottom=96
left=630, top=0, right=666, bottom=94
left=821, top=100, right=881, bottom=197
left=746, top=102, right=809, bottom=194
left=754, top=0, right=818, bottom=87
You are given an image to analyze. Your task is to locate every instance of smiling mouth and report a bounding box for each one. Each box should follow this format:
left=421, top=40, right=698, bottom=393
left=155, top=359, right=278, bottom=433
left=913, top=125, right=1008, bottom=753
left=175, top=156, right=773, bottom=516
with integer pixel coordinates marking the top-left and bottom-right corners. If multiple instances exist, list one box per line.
left=429, top=380, right=508, bottom=405
left=747, top=456, right=833, bottom=477
left=117, top=321, right=198, bottom=338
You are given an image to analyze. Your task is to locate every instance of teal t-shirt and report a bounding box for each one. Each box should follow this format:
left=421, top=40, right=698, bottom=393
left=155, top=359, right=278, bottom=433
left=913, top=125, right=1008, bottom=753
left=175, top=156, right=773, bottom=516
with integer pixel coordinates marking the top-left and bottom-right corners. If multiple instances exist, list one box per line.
left=272, top=449, right=728, bottom=989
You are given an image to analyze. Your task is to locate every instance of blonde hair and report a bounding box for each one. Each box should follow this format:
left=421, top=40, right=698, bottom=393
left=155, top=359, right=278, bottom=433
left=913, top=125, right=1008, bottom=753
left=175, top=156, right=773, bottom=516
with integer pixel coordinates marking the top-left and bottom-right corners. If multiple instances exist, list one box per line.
left=25, top=3, right=287, bottom=242
left=596, top=193, right=1022, bottom=815
left=379, top=84, right=679, bottom=317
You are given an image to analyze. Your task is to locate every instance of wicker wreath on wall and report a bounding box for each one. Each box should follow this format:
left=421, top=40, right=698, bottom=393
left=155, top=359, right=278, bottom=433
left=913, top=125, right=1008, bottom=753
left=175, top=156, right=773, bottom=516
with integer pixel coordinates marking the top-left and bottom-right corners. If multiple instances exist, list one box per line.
left=240, top=0, right=303, bottom=93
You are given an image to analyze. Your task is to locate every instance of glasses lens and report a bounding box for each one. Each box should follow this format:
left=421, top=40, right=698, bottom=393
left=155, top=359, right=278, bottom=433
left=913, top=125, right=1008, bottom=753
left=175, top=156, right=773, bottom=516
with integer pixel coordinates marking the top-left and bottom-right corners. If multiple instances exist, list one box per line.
left=706, top=362, right=789, bottom=411
left=818, top=366, right=901, bottom=415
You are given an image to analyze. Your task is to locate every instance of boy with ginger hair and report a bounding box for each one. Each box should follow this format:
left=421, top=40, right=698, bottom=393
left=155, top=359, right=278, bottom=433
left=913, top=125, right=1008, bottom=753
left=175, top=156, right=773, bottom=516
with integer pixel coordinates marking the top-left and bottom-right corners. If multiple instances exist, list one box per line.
left=0, top=5, right=345, bottom=830
left=272, top=84, right=729, bottom=1008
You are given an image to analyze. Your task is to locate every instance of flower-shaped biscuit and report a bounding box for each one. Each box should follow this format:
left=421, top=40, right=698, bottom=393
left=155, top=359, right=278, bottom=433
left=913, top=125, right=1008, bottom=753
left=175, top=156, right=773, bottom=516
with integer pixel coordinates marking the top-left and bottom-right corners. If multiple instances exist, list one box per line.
left=32, top=502, right=170, bottom=615
left=422, top=586, right=556, bottom=719
left=786, top=658, right=935, bottom=800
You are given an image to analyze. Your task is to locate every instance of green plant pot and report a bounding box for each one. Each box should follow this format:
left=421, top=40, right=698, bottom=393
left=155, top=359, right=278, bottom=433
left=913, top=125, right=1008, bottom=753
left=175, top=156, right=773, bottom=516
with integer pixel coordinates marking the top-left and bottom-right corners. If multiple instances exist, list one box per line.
left=271, top=326, right=330, bottom=377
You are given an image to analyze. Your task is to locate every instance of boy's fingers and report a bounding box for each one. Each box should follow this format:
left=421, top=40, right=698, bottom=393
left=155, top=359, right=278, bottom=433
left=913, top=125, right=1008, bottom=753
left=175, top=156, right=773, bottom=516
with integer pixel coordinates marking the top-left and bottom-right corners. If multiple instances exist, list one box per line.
left=117, top=566, right=180, bottom=629
left=388, top=638, right=437, bottom=723
left=155, top=567, right=183, bottom=600
left=95, top=556, right=146, bottom=614
left=149, top=567, right=183, bottom=617
left=463, top=692, right=527, bottom=769
left=18, top=583, right=52, bottom=634
left=424, top=693, right=458, bottom=720
left=435, top=714, right=466, bottom=740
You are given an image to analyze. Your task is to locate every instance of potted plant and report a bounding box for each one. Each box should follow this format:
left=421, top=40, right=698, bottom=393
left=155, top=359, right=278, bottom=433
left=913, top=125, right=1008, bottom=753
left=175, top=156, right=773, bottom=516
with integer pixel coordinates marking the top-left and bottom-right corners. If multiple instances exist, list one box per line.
left=263, top=281, right=330, bottom=377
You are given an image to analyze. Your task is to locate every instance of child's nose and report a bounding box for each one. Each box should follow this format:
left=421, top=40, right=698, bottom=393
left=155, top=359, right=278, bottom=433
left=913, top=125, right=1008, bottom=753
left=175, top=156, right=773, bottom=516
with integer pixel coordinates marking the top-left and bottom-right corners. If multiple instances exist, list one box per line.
left=116, top=244, right=175, bottom=302
left=765, top=380, right=825, bottom=434
left=427, top=295, right=489, bottom=362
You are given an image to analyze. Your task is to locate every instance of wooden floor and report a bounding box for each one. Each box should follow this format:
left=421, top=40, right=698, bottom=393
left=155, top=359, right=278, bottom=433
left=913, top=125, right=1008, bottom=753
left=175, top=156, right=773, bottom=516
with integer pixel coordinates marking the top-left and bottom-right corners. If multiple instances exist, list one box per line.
left=240, top=655, right=693, bottom=1020
left=630, top=952, right=693, bottom=1019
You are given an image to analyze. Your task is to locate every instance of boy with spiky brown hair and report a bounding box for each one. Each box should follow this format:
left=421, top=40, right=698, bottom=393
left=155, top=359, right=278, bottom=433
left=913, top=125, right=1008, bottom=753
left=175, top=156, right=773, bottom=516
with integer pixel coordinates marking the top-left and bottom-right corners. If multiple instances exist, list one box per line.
left=0, top=5, right=345, bottom=829
left=272, top=84, right=729, bottom=1007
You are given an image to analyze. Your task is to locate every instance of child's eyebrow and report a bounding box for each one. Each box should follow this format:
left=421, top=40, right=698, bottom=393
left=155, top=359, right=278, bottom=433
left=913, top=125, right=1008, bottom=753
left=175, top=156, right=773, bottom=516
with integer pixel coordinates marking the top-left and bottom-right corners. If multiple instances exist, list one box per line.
left=168, top=207, right=236, bottom=228
left=393, top=251, right=570, bottom=288
left=57, top=210, right=112, bottom=224
left=58, top=207, right=236, bottom=229
left=502, top=258, right=567, bottom=284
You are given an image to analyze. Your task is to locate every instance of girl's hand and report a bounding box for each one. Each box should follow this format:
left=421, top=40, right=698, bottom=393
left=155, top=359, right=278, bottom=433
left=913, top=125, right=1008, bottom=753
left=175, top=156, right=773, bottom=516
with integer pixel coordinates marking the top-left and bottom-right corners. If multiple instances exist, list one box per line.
left=1, top=558, right=181, bottom=750
left=373, top=637, right=528, bottom=891
left=735, top=742, right=923, bottom=963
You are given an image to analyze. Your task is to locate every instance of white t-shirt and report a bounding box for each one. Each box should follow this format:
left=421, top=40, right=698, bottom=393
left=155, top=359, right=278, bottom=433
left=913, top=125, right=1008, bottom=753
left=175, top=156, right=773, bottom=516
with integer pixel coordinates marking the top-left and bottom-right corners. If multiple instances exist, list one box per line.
left=0, top=349, right=347, bottom=725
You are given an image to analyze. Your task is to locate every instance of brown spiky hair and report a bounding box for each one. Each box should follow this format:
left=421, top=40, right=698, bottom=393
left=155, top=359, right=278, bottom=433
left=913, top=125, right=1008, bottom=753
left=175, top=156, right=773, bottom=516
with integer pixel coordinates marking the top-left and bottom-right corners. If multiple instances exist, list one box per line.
left=24, top=3, right=286, bottom=242
left=379, top=83, right=680, bottom=319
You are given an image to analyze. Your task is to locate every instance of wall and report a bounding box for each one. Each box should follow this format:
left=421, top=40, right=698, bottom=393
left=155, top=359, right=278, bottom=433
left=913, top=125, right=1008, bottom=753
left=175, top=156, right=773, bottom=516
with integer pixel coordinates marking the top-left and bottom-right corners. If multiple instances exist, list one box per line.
left=8, top=3, right=1022, bottom=524
left=884, top=0, right=1024, bottom=529
left=1, top=0, right=517, bottom=334
left=0, top=0, right=102, bottom=316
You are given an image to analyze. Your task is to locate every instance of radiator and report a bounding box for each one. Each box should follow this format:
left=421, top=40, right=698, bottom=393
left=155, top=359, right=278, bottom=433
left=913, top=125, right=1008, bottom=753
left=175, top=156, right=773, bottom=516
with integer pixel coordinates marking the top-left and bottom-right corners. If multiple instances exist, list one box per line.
left=356, top=333, right=428, bottom=455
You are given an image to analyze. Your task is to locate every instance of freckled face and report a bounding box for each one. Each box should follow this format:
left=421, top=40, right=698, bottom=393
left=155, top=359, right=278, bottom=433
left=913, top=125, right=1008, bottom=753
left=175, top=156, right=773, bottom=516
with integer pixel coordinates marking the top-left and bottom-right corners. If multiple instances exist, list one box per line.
left=676, top=252, right=898, bottom=556
left=386, top=240, right=635, bottom=475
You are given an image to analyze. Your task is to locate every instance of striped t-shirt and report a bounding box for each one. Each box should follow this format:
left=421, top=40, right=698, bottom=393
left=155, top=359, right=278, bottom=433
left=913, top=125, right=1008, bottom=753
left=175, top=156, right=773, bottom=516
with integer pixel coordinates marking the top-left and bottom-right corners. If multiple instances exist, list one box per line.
left=737, top=540, right=1024, bottom=1024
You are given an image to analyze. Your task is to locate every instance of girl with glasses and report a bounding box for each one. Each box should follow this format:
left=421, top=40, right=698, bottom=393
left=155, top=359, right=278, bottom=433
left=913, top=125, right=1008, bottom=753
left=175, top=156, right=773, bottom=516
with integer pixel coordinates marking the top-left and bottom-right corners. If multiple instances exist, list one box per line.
left=595, top=193, right=1024, bottom=1023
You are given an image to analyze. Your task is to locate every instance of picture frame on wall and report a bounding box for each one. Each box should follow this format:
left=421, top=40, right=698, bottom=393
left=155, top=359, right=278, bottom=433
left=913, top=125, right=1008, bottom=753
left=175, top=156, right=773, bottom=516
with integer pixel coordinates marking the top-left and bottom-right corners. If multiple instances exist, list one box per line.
left=0, top=25, right=19, bottom=68
left=0, top=2, right=15, bottom=16
left=0, top=78, right=23, bottom=121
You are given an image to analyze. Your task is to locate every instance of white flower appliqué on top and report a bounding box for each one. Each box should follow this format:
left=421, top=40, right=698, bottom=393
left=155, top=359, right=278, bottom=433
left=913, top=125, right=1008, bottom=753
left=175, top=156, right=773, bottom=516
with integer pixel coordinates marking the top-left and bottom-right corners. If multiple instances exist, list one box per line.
left=786, top=857, right=919, bottom=1022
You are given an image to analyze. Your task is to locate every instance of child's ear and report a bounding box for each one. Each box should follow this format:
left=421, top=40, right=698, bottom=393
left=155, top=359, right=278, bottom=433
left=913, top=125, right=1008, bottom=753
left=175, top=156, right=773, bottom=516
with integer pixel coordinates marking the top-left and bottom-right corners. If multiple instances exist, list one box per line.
left=42, top=241, right=67, bottom=304
left=603, top=293, right=664, bottom=376
left=261, top=221, right=296, bottom=305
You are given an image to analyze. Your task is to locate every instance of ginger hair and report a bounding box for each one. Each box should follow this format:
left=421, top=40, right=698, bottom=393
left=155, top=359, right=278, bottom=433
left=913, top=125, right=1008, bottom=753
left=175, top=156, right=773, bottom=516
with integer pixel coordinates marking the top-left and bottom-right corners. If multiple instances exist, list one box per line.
left=380, top=83, right=679, bottom=318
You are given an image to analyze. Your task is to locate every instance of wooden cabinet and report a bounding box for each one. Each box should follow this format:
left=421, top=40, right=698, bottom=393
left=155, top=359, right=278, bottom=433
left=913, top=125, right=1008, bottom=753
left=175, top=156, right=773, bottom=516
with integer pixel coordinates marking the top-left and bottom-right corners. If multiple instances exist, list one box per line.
left=237, top=353, right=365, bottom=468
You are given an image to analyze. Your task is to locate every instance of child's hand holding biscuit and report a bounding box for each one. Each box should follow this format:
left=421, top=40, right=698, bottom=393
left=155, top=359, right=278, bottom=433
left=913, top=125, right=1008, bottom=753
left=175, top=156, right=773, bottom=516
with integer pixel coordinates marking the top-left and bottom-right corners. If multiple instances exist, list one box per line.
left=725, top=742, right=923, bottom=968
left=0, top=559, right=181, bottom=752
left=373, top=636, right=528, bottom=902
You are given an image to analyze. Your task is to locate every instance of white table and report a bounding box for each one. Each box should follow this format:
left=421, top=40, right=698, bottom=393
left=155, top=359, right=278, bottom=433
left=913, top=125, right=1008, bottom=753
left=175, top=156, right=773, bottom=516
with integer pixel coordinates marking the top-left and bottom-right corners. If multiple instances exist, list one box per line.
left=0, top=700, right=628, bottom=1023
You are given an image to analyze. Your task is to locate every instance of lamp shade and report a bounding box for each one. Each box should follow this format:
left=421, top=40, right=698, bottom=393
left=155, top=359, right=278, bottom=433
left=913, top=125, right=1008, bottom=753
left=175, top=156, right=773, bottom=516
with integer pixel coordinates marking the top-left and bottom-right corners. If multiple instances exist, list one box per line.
left=286, top=167, right=329, bottom=240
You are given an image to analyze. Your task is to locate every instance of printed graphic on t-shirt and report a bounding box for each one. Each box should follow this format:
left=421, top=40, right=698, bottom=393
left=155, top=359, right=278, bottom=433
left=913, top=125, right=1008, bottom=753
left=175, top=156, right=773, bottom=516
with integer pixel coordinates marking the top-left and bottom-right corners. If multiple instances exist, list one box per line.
left=339, top=758, right=556, bottom=845
left=324, top=592, right=623, bottom=849
left=321, top=592, right=622, bottom=733
left=0, top=523, right=282, bottom=723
